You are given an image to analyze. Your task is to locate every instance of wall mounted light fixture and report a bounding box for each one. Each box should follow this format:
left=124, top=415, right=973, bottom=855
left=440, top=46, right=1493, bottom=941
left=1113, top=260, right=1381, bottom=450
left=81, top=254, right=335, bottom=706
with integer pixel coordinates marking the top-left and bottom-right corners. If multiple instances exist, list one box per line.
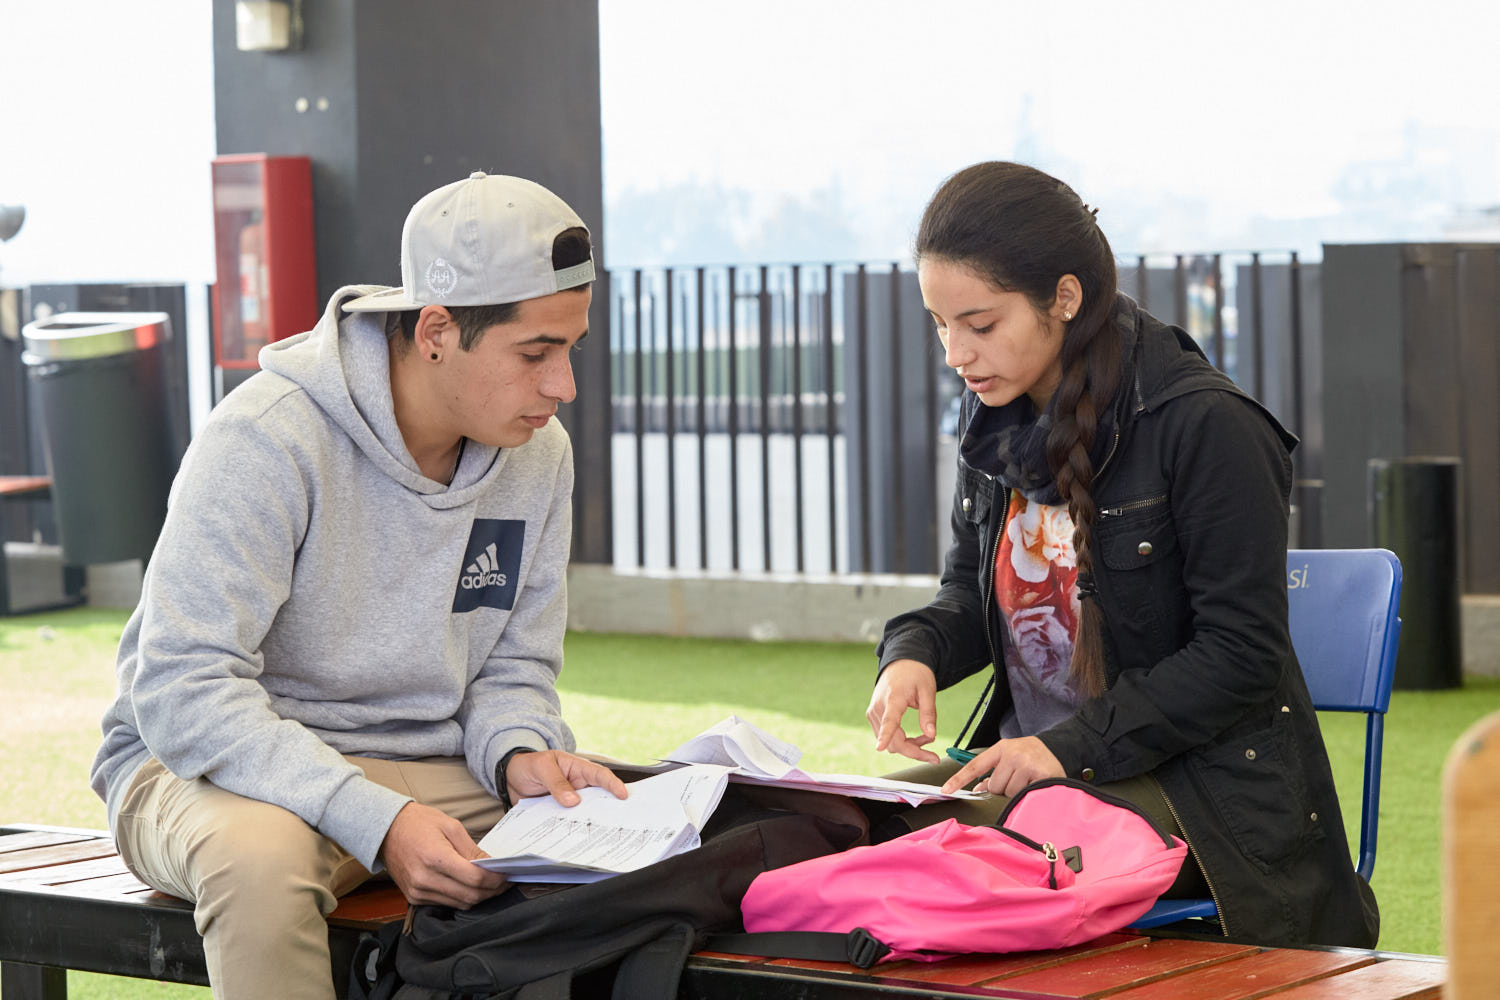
left=236, top=0, right=304, bottom=52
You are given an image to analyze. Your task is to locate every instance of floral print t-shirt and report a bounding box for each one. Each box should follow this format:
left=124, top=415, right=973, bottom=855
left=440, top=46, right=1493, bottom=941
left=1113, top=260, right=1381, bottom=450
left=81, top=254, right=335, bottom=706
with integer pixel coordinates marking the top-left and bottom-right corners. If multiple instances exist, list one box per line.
left=994, top=491, right=1085, bottom=738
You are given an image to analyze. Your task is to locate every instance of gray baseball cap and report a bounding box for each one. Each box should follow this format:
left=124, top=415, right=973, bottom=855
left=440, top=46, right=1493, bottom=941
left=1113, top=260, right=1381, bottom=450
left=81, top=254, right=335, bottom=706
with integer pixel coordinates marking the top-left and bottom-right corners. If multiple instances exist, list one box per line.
left=343, top=171, right=594, bottom=313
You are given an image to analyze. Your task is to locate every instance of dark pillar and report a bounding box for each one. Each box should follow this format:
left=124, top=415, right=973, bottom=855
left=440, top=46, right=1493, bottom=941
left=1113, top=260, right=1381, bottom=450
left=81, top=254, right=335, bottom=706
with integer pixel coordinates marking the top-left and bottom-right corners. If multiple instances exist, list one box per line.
left=211, top=0, right=611, bottom=562
left=1322, top=244, right=1500, bottom=593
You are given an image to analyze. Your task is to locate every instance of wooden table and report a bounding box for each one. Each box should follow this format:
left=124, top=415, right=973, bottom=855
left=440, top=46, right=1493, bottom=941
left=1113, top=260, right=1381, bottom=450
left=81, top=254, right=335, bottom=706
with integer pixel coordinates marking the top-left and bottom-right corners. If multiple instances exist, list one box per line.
left=1, top=825, right=1447, bottom=999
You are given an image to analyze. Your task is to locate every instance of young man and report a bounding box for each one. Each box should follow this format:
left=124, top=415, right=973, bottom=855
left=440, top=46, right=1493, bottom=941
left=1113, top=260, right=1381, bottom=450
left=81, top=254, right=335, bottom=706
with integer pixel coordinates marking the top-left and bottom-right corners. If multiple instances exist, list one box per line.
left=90, top=172, right=626, bottom=998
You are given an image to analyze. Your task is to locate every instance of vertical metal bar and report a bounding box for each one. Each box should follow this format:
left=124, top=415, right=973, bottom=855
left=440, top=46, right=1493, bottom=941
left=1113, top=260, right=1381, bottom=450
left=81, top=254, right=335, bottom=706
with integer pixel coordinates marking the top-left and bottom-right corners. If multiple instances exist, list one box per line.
left=1288, top=251, right=1306, bottom=546
left=1212, top=254, right=1225, bottom=372
left=923, top=266, right=939, bottom=574
left=1136, top=255, right=1150, bottom=311
left=696, top=267, right=708, bottom=570
left=1288, top=251, right=1305, bottom=434
left=727, top=265, right=740, bottom=570
left=824, top=264, right=838, bottom=573
left=889, top=262, right=905, bottom=571
left=664, top=268, right=677, bottom=569
left=792, top=265, right=806, bottom=573
left=759, top=265, right=773, bottom=571
left=1250, top=252, right=1265, bottom=399
left=1174, top=254, right=1187, bottom=330
left=856, top=263, right=872, bottom=573
left=632, top=269, right=645, bottom=568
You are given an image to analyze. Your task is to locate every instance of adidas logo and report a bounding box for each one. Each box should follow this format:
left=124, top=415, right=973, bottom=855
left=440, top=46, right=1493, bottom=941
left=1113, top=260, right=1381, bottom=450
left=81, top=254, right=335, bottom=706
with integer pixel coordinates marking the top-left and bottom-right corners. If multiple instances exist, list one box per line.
left=460, top=542, right=508, bottom=590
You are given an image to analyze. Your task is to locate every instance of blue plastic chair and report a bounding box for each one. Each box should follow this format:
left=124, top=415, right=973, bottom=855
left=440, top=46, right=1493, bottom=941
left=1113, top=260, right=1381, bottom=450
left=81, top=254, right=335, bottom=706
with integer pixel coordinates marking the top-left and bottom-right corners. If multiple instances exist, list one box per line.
left=1130, top=548, right=1403, bottom=930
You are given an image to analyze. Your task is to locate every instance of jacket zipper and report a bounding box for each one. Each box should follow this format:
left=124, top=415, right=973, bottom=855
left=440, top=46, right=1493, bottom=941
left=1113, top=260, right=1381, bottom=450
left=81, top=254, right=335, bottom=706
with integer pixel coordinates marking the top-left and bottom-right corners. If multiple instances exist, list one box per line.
left=981, top=484, right=1012, bottom=691
left=1152, top=776, right=1230, bottom=936
left=1098, top=495, right=1168, bottom=518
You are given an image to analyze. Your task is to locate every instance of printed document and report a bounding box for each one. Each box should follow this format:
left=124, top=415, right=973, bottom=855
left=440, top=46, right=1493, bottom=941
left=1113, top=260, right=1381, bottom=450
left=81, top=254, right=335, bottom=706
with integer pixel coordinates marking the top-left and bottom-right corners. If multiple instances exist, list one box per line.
left=474, top=716, right=984, bottom=882
left=474, top=762, right=733, bottom=883
left=659, top=715, right=985, bottom=807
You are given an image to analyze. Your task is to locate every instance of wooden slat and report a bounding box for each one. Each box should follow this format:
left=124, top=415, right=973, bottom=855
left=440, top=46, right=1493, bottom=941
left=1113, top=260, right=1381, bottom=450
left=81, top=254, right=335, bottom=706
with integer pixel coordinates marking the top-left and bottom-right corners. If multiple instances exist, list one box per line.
left=0, top=830, right=95, bottom=855
left=1105, top=948, right=1374, bottom=1000
left=0, top=856, right=132, bottom=887
left=39, top=871, right=157, bottom=896
left=0, top=476, right=51, bottom=497
left=997, top=939, right=1259, bottom=998
left=327, top=884, right=410, bottom=927
left=1267, top=959, right=1446, bottom=999
left=1444, top=709, right=1500, bottom=1000
left=0, top=839, right=119, bottom=874
left=888, top=934, right=1149, bottom=986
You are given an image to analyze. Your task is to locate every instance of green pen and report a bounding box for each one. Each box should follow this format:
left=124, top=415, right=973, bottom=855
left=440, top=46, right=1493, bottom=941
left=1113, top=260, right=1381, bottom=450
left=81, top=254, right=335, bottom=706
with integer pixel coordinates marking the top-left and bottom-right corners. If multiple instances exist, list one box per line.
left=946, top=746, right=977, bottom=763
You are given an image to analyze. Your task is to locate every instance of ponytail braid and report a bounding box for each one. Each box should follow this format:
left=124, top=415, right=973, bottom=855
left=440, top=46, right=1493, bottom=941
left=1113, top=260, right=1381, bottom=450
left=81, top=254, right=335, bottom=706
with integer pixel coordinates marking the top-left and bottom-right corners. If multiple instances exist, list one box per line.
left=1046, top=300, right=1121, bottom=698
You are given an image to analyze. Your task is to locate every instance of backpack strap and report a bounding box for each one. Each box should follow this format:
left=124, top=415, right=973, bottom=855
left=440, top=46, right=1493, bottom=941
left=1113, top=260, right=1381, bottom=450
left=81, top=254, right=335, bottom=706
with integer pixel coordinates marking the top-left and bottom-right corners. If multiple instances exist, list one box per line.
left=347, top=918, right=406, bottom=1000
left=511, top=923, right=697, bottom=1000
left=610, top=923, right=696, bottom=999
left=516, top=969, right=571, bottom=1000
left=705, top=927, right=890, bottom=970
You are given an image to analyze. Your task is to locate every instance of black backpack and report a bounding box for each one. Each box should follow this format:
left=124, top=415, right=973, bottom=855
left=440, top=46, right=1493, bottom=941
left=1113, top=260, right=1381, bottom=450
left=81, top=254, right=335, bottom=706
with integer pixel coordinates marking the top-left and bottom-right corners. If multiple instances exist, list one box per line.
left=348, top=790, right=864, bottom=1000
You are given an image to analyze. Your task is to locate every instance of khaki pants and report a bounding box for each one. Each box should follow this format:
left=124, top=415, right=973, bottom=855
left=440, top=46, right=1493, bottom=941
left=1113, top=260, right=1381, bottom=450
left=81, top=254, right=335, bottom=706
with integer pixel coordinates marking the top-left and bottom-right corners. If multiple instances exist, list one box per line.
left=113, top=756, right=506, bottom=1000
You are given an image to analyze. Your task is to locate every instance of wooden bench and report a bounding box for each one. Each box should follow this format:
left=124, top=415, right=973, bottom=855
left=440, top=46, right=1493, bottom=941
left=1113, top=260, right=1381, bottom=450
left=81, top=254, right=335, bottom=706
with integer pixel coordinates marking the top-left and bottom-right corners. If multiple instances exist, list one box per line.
left=1, top=824, right=1448, bottom=999
left=0, top=824, right=406, bottom=998
left=0, top=477, right=83, bottom=616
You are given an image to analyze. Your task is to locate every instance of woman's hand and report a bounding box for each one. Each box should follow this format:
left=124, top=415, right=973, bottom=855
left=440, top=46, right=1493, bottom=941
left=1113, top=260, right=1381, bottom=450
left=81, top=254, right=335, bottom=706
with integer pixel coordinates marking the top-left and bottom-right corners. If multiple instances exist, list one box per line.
left=940, top=736, right=1064, bottom=797
left=866, top=659, right=940, bottom=763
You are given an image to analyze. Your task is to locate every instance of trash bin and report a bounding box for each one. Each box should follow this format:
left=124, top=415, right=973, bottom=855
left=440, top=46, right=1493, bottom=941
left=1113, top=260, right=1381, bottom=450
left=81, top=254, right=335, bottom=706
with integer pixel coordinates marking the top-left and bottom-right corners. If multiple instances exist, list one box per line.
left=1367, top=456, right=1463, bottom=690
left=21, top=311, right=176, bottom=566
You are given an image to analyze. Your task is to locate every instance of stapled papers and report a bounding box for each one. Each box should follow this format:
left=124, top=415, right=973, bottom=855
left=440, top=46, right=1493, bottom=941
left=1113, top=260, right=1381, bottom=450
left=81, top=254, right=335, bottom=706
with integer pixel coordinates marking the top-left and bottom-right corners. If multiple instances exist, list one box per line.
left=473, top=715, right=984, bottom=882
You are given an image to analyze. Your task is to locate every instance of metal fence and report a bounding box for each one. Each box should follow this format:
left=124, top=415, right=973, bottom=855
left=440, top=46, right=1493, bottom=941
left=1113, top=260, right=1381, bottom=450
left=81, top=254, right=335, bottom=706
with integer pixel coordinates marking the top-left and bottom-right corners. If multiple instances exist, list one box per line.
left=607, top=251, right=1317, bottom=576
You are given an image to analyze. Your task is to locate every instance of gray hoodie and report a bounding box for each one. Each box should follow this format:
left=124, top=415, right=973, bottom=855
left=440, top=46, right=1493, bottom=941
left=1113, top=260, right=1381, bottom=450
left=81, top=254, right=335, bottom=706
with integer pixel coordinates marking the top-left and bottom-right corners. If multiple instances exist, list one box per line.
left=90, top=286, right=576, bottom=870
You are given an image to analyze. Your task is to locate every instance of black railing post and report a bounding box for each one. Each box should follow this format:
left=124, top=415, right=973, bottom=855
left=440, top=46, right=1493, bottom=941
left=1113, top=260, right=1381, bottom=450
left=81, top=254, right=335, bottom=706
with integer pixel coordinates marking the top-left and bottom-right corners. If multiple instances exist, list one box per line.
left=792, top=265, right=805, bottom=573
left=632, top=269, right=646, bottom=567
left=695, top=267, right=708, bottom=570
left=824, top=264, right=838, bottom=574
left=889, top=262, right=905, bottom=571
left=856, top=264, right=871, bottom=573
left=664, top=268, right=677, bottom=568
left=727, top=265, right=740, bottom=570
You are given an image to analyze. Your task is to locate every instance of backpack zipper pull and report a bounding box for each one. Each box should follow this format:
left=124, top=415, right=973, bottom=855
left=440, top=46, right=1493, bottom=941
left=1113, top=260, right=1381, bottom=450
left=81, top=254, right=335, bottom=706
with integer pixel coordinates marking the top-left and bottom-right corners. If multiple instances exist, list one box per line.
left=1043, top=841, right=1059, bottom=889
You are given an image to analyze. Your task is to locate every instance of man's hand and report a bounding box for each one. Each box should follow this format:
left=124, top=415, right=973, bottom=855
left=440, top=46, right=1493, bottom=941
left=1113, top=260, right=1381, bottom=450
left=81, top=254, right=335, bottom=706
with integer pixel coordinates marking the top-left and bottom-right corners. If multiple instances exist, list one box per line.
left=866, top=659, right=940, bottom=763
left=940, top=736, right=1064, bottom=798
left=504, top=749, right=629, bottom=807
left=378, top=801, right=508, bottom=909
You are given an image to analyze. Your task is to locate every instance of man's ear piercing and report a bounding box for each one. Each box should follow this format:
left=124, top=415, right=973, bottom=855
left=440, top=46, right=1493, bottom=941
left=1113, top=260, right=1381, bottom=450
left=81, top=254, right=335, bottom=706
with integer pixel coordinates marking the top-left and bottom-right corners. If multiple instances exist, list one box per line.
left=431, top=353, right=439, bottom=361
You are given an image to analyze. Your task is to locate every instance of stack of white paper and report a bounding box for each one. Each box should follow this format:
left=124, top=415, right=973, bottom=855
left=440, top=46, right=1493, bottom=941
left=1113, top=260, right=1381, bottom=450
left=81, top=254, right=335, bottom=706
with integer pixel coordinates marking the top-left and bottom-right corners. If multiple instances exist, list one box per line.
left=474, top=763, right=734, bottom=883
left=472, top=716, right=984, bottom=882
left=661, top=715, right=985, bottom=807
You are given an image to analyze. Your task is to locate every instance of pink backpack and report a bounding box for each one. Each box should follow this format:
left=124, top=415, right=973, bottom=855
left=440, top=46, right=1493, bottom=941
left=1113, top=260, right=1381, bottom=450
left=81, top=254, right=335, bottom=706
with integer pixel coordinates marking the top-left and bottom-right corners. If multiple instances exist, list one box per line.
left=725, top=778, right=1188, bottom=966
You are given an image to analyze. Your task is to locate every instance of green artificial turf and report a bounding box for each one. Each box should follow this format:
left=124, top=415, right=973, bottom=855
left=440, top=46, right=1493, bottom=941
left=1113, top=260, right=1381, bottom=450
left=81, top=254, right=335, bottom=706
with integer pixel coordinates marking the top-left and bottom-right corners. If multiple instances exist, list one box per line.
left=2, top=606, right=1495, bottom=998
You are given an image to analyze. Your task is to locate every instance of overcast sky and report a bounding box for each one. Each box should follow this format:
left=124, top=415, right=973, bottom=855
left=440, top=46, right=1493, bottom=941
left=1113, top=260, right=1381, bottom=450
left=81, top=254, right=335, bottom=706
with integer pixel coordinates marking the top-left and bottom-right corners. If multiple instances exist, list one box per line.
left=2, top=1, right=1497, bottom=284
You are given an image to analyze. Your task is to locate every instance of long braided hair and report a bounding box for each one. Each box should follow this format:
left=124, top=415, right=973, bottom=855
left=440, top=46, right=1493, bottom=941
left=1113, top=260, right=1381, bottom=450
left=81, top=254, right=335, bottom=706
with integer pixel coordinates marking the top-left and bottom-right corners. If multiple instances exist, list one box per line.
left=916, top=162, right=1122, bottom=697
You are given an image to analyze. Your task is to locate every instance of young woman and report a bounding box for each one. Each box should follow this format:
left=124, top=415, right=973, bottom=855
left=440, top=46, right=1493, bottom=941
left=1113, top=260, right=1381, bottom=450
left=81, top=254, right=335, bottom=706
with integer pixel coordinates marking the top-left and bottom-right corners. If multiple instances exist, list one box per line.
left=866, top=161, right=1378, bottom=948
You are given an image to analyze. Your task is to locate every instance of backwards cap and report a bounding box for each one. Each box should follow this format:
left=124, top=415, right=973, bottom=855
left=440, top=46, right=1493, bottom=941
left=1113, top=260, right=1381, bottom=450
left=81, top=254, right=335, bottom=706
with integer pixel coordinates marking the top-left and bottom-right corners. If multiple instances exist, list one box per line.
left=343, top=171, right=593, bottom=313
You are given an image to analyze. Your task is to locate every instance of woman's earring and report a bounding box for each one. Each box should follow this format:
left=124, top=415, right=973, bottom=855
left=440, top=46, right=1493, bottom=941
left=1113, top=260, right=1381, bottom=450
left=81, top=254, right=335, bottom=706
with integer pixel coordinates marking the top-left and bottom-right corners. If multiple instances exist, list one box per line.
left=1063, top=311, right=1073, bottom=321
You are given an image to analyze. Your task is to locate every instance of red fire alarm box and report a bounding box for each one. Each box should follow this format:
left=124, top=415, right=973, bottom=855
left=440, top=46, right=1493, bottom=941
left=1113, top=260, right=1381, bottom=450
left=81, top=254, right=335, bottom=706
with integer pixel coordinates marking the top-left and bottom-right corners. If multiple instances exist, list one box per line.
left=210, top=154, right=317, bottom=369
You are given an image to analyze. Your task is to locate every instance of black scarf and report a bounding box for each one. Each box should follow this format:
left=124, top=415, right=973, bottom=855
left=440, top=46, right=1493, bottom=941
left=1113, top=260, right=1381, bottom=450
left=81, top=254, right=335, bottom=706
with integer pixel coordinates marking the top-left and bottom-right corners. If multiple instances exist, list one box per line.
left=958, top=302, right=1139, bottom=505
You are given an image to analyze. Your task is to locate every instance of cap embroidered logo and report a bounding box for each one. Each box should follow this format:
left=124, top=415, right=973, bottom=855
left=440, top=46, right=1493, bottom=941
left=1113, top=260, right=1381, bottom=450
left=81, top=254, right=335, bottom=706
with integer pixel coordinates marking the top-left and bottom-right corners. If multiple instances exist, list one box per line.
left=426, top=257, right=458, bottom=299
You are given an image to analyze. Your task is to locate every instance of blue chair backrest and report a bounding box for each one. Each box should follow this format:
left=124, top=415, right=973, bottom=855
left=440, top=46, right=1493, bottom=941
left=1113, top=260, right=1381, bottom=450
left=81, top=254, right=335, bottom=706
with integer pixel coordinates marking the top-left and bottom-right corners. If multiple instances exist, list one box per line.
left=1286, top=548, right=1402, bottom=880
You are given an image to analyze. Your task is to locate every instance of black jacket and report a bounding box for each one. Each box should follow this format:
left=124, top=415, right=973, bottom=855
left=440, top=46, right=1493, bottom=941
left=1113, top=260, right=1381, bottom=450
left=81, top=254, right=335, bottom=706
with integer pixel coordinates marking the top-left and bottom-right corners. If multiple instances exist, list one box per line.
left=877, top=296, right=1379, bottom=948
